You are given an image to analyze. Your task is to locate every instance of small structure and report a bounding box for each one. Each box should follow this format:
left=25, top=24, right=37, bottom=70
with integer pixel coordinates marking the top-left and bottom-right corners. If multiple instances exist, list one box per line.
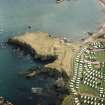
left=31, top=87, right=43, bottom=94
left=56, top=0, right=64, bottom=3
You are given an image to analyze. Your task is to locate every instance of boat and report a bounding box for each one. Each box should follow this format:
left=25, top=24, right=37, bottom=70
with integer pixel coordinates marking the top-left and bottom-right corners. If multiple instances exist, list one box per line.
left=31, top=87, right=43, bottom=94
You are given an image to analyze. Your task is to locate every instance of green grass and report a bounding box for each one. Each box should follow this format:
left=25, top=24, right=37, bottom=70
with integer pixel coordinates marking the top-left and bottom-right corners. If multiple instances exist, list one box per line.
left=61, top=95, right=89, bottom=105
left=102, top=82, right=105, bottom=89
left=61, top=95, right=74, bottom=105
left=102, top=64, right=105, bottom=74
left=79, top=84, right=98, bottom=96
left=62, top=44, right=105, bottom=105
left=95, top=51, right=105, bottom=62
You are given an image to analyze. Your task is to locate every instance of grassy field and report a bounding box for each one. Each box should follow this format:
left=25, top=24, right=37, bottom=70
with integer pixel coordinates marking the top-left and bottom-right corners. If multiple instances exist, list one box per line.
left=79, top=84, right=98, bottom=96
left=61, top=95, right=74, bottom=105
left=95, top=51, right=105, bottom=62
left=102, top=82, right=105, bottom=89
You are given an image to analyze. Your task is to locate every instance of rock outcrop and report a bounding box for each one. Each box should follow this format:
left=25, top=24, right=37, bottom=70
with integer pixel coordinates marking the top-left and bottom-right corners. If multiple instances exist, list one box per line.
left=0, top=96, right=13, bottom=105
left=8, top=32, right=81, bottom=77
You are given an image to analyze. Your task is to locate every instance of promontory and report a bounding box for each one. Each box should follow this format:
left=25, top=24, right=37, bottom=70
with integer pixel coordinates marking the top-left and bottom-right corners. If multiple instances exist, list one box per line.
left=8, top=32, right=81, bottom=77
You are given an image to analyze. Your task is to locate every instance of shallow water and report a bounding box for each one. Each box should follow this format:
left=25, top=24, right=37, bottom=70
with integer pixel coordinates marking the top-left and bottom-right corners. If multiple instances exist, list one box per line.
left=0, top=0, right=104, bottom=105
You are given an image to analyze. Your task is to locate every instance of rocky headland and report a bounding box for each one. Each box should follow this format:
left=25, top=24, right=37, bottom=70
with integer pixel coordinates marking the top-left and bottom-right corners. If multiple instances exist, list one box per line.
left=6, top=2, right=105, bottom=105
left=7, top=31, right=105, bottom=105
left=8, top=31, right=105, bottom=78
left=8, top=32, right=81, bottom=77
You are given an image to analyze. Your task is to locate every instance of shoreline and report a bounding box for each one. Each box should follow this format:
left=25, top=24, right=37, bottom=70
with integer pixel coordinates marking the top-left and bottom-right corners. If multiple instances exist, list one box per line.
left=8, top=32, right=81, bottom=77
left=8, top=37, right=57, bottom=63
left=3, top=1, right=105, bottom=105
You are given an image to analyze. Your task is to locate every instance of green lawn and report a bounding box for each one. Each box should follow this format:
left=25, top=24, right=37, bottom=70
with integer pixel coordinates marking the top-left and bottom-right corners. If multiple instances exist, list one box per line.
left=102, top=82, right=105, bottom=89
left=95, top=51, right=105, bottom=62
left=79, top=84, right=98, bottom=96
left=62, top=45, right=105, bottom=105
left=61, top=95, right=75, bottom=105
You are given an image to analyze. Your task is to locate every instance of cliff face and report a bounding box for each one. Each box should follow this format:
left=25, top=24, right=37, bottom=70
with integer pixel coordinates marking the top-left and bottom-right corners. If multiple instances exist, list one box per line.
left=8, top=32, right=81, bottom=77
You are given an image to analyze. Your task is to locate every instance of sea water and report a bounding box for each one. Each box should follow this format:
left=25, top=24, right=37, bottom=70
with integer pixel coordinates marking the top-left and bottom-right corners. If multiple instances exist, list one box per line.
left=0, top=0, right=105, bottom=40
left=0, top=0, right=104, bottom=105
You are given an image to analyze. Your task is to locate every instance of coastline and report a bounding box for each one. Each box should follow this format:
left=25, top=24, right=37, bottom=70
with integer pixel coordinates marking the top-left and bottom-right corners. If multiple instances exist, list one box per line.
left=8, top=32, right=81, bottom=77
left=7, top=31, right=105, bottom=105
left=3, top=1, right=105, bottom=105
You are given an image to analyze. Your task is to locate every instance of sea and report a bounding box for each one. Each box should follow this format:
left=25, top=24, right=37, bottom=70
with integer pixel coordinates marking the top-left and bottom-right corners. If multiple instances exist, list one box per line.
left=0, top=0, right=104, bottom=105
